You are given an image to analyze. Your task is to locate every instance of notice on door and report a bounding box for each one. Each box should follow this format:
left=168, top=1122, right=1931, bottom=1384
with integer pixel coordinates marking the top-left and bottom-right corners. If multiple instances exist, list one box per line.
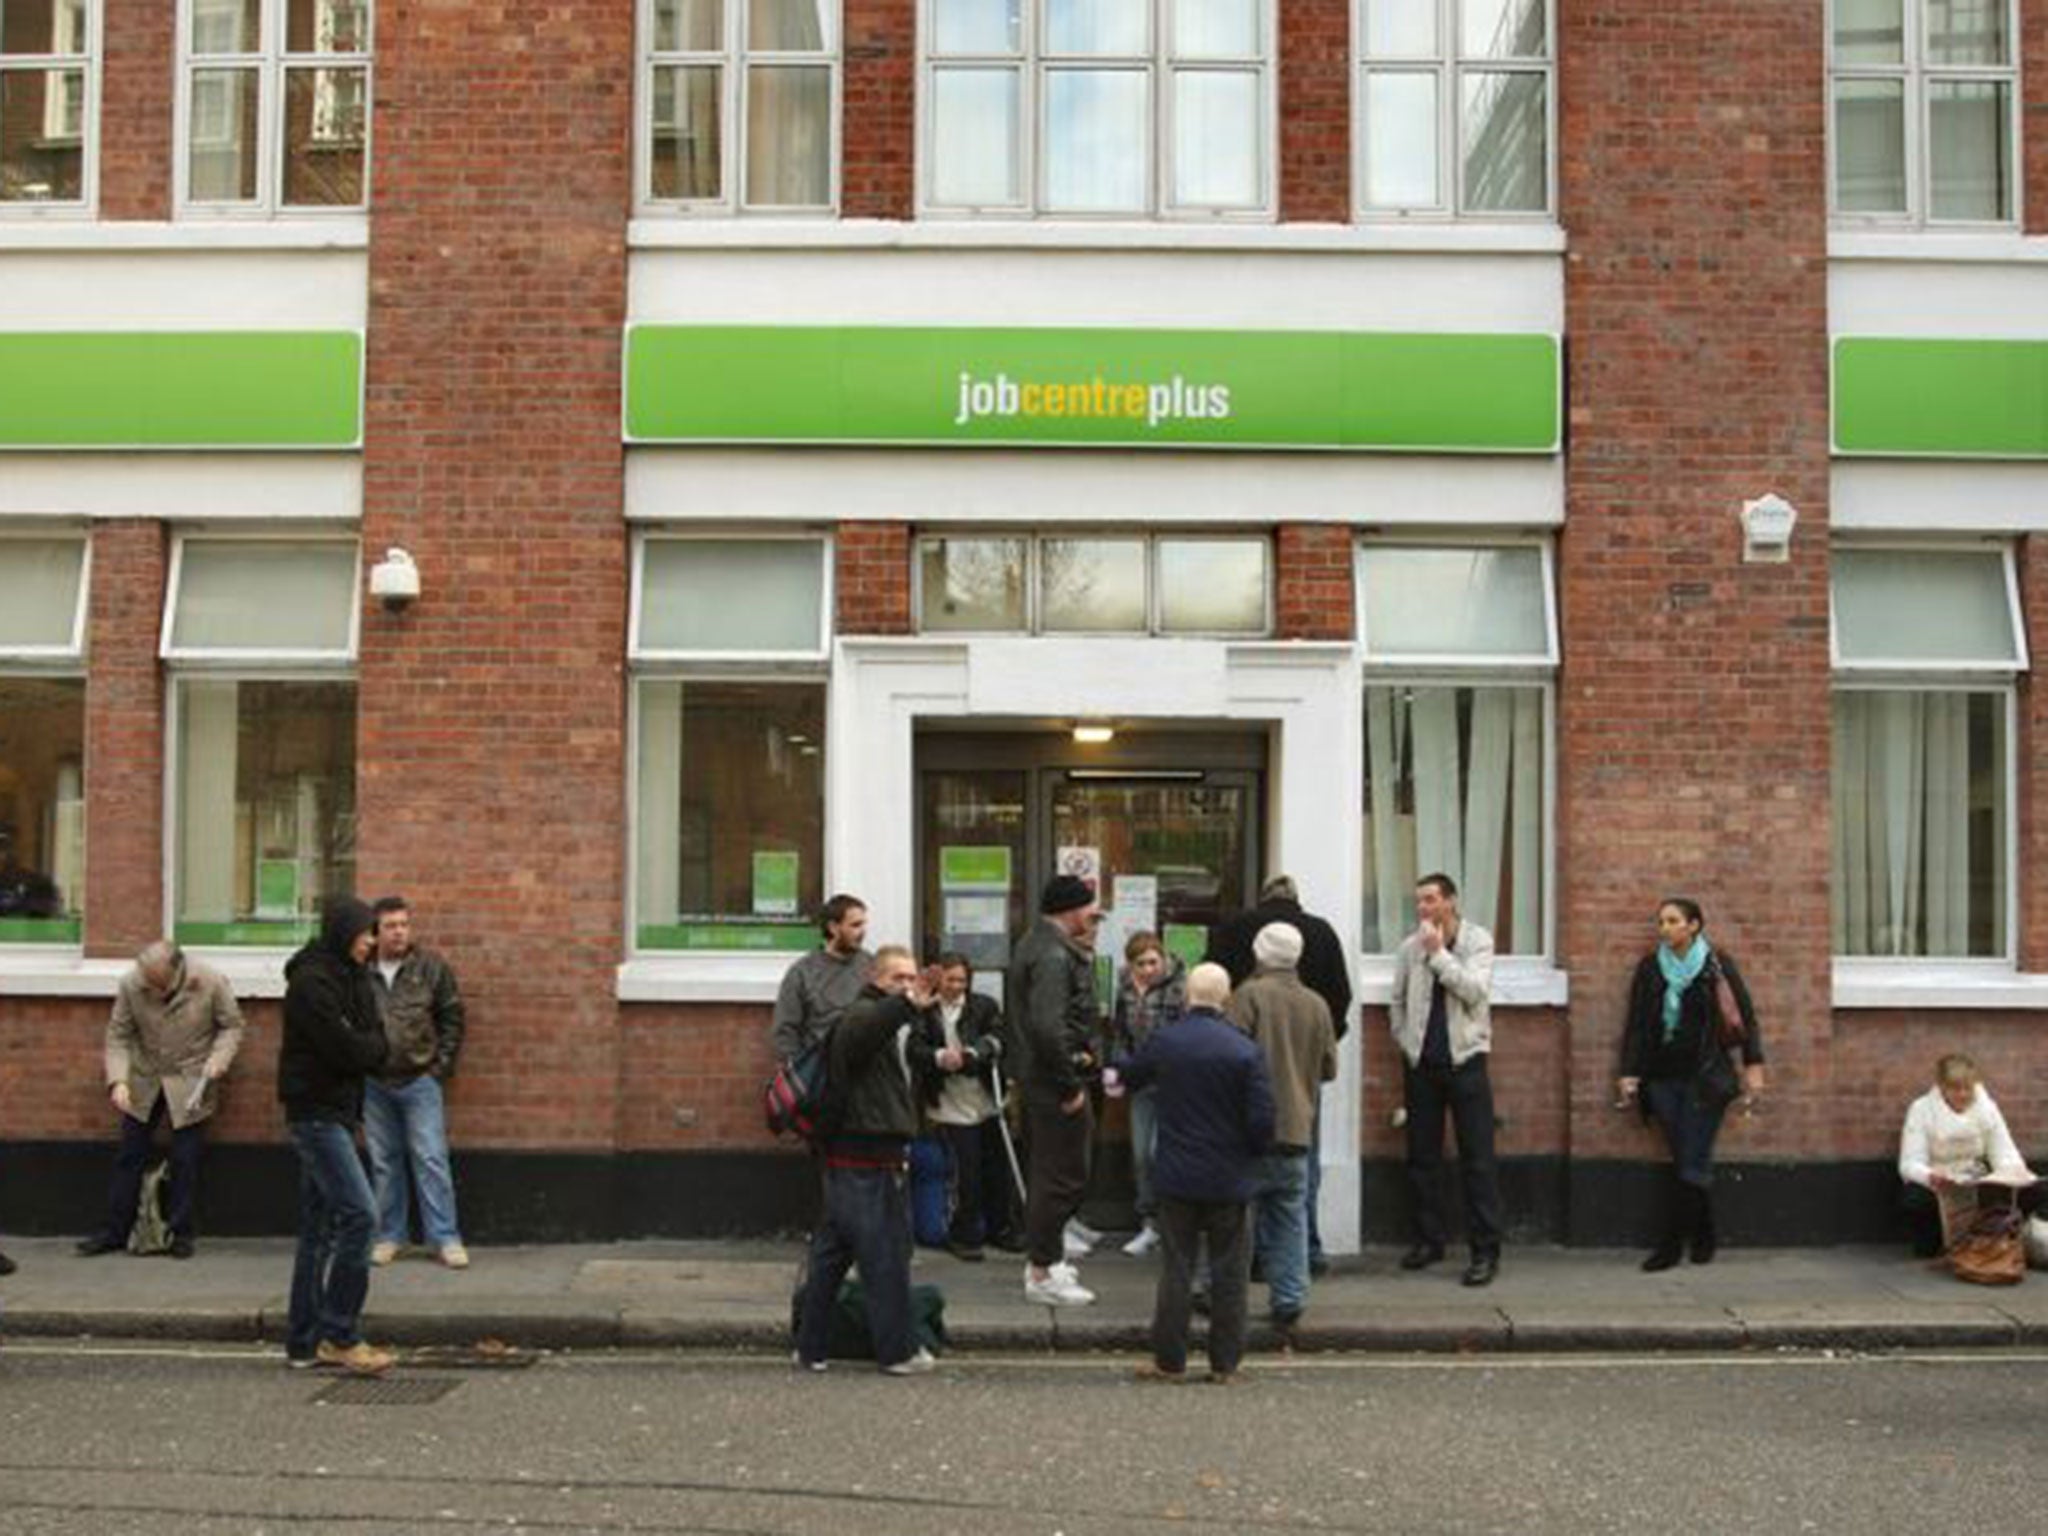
left=1056, top=845, right=1102, bottom=893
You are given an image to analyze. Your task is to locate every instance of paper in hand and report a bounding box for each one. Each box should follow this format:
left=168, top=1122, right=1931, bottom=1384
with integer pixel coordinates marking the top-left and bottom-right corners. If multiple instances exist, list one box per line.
left=183, top=1075, right=210, bottom=1116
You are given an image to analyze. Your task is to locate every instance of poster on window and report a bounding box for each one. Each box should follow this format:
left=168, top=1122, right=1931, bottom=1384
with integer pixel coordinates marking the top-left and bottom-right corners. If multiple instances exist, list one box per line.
left=751, top=851, right=799, bottom=917
left=1056, top=845, right=1101, bottom=894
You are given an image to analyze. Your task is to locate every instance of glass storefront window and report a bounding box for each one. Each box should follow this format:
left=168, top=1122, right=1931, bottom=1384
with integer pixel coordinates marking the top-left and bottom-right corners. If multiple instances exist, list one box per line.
left=0, top=677, right=85, bottom=942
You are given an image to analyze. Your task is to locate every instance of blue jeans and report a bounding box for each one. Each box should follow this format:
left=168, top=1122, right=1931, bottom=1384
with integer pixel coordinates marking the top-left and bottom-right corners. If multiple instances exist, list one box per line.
left=1253, top=1150, right=1312, bottom=1314
left=1129, top=1088, right=1159, bottom=1221
left=286, top=1119, right=377, bottom=1360
left=795, top=1162, right=914, bottom=1369
left=1643, top=1078, right=1729, bottom=1189
left=363, top=1075, right=462, bottom=1248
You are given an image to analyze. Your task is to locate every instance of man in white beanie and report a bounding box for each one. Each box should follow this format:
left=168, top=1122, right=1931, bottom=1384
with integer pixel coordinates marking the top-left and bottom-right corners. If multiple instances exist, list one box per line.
left=1225, top=922, right=1336, bottom=1327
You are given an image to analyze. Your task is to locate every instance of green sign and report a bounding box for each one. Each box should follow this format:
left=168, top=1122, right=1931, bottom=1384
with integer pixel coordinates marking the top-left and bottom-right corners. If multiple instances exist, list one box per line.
left=174, top=919, right=317, bottom=947
left=1162, top=924, right=1209, bottom=970
left=638, top=922, right=816, bottom=953
left=1834, top=337, right=2048, bottom=459
left=0, top=331, right=364, bottom=449
left=0, top=916, right=82, bottom=944
left=752, top=850, right=800, bottom=916
left=254, top=859, right=300, bottom=919
left=625, top=325, right=1559, bottom=453
left=940, top=845, right=1013, bottom=891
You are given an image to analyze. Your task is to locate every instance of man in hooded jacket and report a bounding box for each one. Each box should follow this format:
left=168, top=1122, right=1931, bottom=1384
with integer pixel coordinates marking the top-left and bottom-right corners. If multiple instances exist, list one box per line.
left=278, top=896, right=394, bottom=1375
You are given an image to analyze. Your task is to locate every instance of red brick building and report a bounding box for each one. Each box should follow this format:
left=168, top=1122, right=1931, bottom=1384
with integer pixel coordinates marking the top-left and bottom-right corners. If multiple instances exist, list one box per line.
left=3, top=0, right=2046, bottom=1246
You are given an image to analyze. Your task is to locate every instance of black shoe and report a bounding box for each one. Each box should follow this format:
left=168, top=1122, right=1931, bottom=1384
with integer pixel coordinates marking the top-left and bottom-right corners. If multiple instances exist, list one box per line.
left=0, top=1250, right=16, bottom=1277
left=1398, top=1242, right=1445, bottom=1271
left=75, top=1234, right=123, bottom=1257
left=1640, top=1242, right=1683, bottom=1273
left=988, top=1231, right=1026, bottom=1254
left=1270, top=1307, right=1302, bottom=1329
left=168, top=1235, right=196, bottom=1260
left=1460, top=1253, right=1499, bottom=1288
left=946, top=1241, right=985, bottom=1263
left=1308, top=1252, right=1331, bottom=1278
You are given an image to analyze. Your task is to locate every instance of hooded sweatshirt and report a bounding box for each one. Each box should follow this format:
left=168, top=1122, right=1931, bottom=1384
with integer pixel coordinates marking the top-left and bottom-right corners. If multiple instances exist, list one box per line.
left=278, top=897, right=390, bottom=1125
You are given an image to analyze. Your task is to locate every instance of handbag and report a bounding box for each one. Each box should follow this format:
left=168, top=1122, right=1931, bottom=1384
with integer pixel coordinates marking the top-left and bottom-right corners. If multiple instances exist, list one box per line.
left=1710, top=962, right=1747, bottom=1051
left=1949, top=1207, right=2026, bottom=1286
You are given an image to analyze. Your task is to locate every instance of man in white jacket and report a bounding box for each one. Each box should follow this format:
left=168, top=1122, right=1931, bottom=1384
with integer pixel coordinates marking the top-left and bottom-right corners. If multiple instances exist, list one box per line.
left=1897, top=1052, right=2040, bottom=1257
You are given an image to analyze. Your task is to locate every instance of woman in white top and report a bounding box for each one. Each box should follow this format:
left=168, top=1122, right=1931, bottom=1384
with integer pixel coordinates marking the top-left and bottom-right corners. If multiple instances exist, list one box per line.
left=1897, top=1052, right=2041, bottom=1257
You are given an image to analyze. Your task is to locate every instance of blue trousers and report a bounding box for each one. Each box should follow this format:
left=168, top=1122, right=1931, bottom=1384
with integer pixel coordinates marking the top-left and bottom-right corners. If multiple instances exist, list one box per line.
left=795, top=1163, right=914, bottom=1369
left=286, top=1120, right=377, bottom=1360
left=363, top=1075, right=463, bottom=1249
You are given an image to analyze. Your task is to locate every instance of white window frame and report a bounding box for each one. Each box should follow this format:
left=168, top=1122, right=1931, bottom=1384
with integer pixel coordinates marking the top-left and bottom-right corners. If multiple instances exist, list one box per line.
left=1352, top=0, right=1557, bottom=222
left=630, top=530, right=834, bottom=665
left=159, top=531, right=362, bottom=668
left=0, top=0, right=98, bottom=215
left=917, top=0, right=1278, bottom=221
left=1357, top=534, right=1559, bottom=671
left=1827, top=540, right=2027, bottom=676
left=175, top=0, right=374, bottom=217
left=914, top=529, right=1274, bottom=636
left=637, top=0, right=843, bottom=216
left=1826, top=0, right=2021, bottom=228
left=0, top=529, right=92, bottom=662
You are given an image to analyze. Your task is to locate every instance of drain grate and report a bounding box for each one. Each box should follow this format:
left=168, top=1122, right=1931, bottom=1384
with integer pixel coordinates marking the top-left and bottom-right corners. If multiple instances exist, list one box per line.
left=314, top=1375, right=463, bottom=1406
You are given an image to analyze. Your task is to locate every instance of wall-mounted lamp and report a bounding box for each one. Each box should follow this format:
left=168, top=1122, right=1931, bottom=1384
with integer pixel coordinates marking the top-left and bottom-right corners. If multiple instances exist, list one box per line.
left=1740, top=494, right=1797, bottom=565
left=369, top=547, right=421, bottom=611
left=1072, top=722, right=1116, bottom=745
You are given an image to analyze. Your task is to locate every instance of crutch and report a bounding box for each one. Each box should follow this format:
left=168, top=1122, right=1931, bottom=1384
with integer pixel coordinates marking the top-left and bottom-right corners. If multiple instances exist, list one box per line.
left=988, top=1061, right=1030, bottom=1209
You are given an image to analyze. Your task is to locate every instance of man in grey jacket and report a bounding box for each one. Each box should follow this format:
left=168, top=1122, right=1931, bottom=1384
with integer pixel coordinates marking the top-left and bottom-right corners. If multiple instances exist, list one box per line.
left=1388, top=872, right=1501, bottom=1287
left=772, top=893, right=873, bottom=1064
left=364, top=896, right=469, bottom=1269
left=78, top=941, right=245, bottom=1259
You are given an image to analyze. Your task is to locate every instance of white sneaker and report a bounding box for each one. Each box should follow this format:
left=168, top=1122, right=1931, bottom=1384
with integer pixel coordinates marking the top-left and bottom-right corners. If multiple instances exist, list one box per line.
left=1024, top=1263, right=1096, bottom=1307
left=437, top=1244, right=470, bottom=1270
left=1062, top=1221, right=1095, bottom=1259
left=1122, top=1225, right=1160, bottom=1258
left=883, top=1347, right=937, bottom=1376
left=1067, top=1218, right=1103, bottom=1246
left=369, top=1241, right=399, bottom=1267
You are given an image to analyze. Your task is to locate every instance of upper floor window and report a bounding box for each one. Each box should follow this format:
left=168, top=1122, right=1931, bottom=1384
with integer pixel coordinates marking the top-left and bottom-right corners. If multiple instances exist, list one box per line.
left=0, top=0, right=93, bottom=209
left=179, top=0, right=371, bottom=213
left=641, top=0, right=838, bottom=213
left=1355, top=0, right=1552, bottom=218
left=1831, top=0, right=2017, bottom=225
left=922, top=0, right=1274, bottom=218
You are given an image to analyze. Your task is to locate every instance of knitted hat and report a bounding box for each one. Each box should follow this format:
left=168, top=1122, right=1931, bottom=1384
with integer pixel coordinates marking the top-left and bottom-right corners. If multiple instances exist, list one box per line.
left=1040, top=874, right=1096, bottom=915
left=1253, top=921, right=1303, bottom=970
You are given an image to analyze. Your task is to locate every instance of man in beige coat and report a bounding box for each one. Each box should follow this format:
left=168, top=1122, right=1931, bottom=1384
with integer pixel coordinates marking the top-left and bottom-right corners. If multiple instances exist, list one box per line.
left=77, top=941, right=245, bottom=1259
left=1225, top=923, right=1337, bottom=1327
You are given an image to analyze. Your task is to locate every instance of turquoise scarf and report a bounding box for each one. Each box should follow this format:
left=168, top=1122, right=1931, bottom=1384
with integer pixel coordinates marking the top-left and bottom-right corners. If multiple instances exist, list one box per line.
left=1655, top=937, right=1711, bottom=1043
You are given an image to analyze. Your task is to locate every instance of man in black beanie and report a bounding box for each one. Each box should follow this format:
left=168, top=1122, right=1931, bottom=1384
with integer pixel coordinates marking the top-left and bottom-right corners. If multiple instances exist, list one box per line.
left=1006, top=873, right=1101, bottom=1307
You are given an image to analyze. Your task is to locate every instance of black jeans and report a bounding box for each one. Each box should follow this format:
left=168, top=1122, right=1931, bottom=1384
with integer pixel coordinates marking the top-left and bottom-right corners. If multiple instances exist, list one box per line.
left=1403, top=1057, right=1501, bottom=1256
left=796, top=1162, right=914, bottom=1368
left=1153, top=1197, right=1250, bottom=1376
left=99, top=1096, right=205, bottom=1245
left=1642, top=1077, right=1730, bottom=1189
left=941, top=1119, right=1017, bottom=1246
left=1024, top=1100, right=1093, bottom=1269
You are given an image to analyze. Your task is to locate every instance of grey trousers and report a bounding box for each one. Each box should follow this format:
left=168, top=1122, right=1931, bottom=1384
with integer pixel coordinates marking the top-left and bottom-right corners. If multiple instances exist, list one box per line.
left=1153, top=1196, right=1251, bottom=1376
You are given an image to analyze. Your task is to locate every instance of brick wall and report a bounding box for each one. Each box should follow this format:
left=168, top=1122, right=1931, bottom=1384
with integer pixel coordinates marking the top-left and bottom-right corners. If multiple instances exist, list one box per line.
left=1356, top=1007, right=1572, bottom=1160
left=843, top=0, right=915, bottom=218
left=353, top=2, right=634, bottom=1152
left=1832, top=1012, right=2048, bottom=1162
left=835, top=520, right=912, bottom=634
left=1557, top=2, right=1836, bottom=1161
left=82, top=521, right=165, bottom=960
left=2025, top=0, right=2047, bottom=236
left=1278, top=0, right=1351, bottom=221
left=97, top=2, right=172, bottom=220
left=1273, top=523, right=1353, bottom=640
left=617, top=1002, right=786, bottom=1150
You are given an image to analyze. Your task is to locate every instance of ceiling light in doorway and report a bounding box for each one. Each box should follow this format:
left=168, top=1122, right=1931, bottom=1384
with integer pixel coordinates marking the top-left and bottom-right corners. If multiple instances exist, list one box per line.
left=1072, top=722, right=1115, bottom=745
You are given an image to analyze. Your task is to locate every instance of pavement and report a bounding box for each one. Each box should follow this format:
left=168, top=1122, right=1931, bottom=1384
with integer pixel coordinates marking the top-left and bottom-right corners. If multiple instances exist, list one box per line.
left=5, top=1233, right=2047, bottom=1357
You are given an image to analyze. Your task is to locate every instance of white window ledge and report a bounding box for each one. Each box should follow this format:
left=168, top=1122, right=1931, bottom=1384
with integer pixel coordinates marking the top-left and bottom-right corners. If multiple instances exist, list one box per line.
left=1353, top=956, right=1569, bottom=1008
left=0, top=218, right=369, bottom=252
left=0, top=951, right=124, bottom=997
left=1833, top=961, right=2048, bottom=1010
left=1830, top=229, right=2048, bottom=265
left=628, top=217, right=1567, bottom=257
left=618, top=955, right=787, bottom=1005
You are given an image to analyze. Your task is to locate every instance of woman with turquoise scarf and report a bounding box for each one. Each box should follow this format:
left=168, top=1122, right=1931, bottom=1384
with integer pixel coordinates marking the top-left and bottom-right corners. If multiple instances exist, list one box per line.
left=1616, top=898, right=1766, bottom=1272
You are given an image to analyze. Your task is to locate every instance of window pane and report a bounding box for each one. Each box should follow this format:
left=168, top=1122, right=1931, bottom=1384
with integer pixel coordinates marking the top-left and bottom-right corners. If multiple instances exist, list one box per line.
left=1041, top=538, right=1146, bottom=631
left=171, top=541, right=357, bottom=654
left=1044, top=69, right=1147, bottom=212
left=1173, top=0, right=1259, bottom=59
left=1924, top=0, right=2008, bottom=66
left=1928, top=80, right=2010, bottom=222
left=285, top=0, right=370, bottom=53
left=1460, top=0, right=1545, bottom=59
left=1833, top=78, right=1906, bottom=213
left=1172, top=70, right=1260, bottom=207
left=920, top=537, right=1028, bottom=631
left=652, top=0, right=722, bottom=52
left=635, top=680, right=824, bottom=948
left=1046, top=0, right=1149, bottom=55
left=2, top=0, right=88, bottom=54
left=931, top=67, right=1020, bottom=205
left=934, top=0, right=1022, bottom=54
left=1832, top=549, right=2018, bottom=667
left=1832, top=690, right=2005, bottom=958
left=1461, top=69, right=1545, bottom=212
left=188, top=67, right=260, bottom=201
left=1, top=71, right=85, bottom=202
left=1362, top=69, right=1438, bottom=206
left=1363, top=685, right=1545, bottom=954
left=283, top=66, right=367, bottom=206
left=1361, top=546, right=1549, bottom=660
left=1158, top=539, right=1266, bottom=633
left=1833, top=0, right=1904, bottom=64
left=0, top=538, right=87, bottom=651
left=650, top=64, right=723, bottom=199
left=191, top=0, right=261, bottom=53
left=750, top=0, right=830, bottom=50
left=0, top=677, right=85, bottom=938
left=745, top=65, right=830, bottom=205
left=1364, top=0, right=1435, bottom=56
left=637, top=539, right=825, bottom=654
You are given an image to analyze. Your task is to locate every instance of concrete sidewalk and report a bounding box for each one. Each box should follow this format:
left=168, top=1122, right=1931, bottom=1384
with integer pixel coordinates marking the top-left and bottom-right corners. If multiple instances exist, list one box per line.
left=2, top=1236, right=2044, bottom=1356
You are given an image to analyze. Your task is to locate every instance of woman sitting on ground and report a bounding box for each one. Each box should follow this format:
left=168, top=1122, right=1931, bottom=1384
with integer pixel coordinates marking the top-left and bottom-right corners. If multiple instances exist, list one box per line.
left=1897, top=1053, right=2041, bottom=1258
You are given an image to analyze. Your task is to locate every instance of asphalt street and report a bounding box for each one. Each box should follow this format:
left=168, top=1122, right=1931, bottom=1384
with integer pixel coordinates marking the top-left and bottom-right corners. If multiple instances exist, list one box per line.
left=1, top=1343, right=2042, bottom=1534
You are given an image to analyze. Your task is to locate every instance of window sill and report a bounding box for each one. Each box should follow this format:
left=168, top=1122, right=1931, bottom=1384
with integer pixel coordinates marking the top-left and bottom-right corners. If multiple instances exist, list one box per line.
left=617, top=955, right=788, bottom=1005
left=0, top=218, right=369, bottom=251
left=1832, top=961, right=2048, bottom=1010
left=1352, top=956, right=1569, bottom=1008
left=0, top=949, right=121, bottom=997
left=1829, top=229, right=2048, bottom=265
left=627, top=217, right=1567, bottom=257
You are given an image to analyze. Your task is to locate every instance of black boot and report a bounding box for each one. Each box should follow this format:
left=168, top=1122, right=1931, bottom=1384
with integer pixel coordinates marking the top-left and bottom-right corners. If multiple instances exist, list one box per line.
left=1640, top=1180, right=1684, bottom=1272
left=1687, top=1185, right=1717, bottom=1264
